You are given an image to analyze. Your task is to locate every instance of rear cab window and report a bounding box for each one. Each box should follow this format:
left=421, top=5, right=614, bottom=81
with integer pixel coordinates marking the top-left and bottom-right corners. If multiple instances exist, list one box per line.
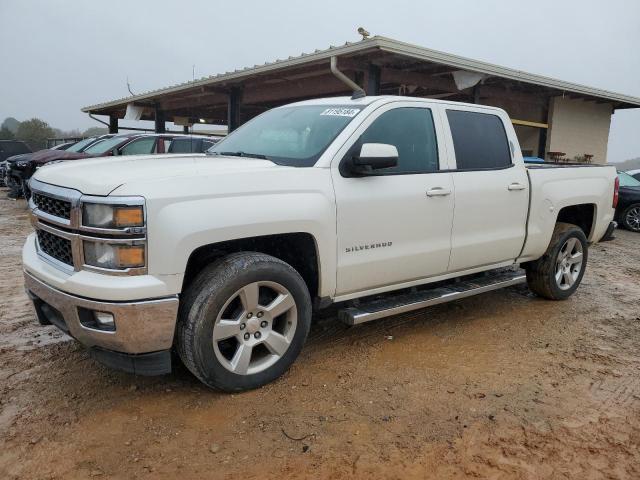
left=446, top=110, right=512, bottom=170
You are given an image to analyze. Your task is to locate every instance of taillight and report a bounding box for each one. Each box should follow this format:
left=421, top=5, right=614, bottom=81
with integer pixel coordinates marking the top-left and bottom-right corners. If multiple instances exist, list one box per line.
left=613, top=176, right=619, bottom=208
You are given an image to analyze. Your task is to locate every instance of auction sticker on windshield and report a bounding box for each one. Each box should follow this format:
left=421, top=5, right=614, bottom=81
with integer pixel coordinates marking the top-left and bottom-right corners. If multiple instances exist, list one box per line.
left=320, top=108, right=360, bottom=117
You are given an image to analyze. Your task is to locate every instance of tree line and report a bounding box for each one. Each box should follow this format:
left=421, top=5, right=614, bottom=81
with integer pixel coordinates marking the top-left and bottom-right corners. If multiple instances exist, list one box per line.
left=0, top=117, right=107, bottom=151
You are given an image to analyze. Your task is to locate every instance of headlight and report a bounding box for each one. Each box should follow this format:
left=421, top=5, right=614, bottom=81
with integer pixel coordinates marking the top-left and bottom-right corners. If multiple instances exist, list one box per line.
left=83, top=241, right=145, bottom=270
left=82, top=203, right=144, bottom=229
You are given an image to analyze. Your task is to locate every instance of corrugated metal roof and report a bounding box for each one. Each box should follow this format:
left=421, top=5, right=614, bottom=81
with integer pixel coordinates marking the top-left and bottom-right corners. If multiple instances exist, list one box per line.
left=82, top=36, right=640, bottom=112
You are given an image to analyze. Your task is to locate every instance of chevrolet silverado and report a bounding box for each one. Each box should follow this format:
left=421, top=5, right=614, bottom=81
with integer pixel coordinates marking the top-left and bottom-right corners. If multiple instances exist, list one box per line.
left=23, top=96, right=618, bottom=391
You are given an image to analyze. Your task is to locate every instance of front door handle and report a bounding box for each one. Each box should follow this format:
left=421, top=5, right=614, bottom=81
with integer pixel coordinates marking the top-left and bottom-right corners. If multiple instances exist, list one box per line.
left=426, top=187, right=452, bottom=197
left=508, top=183, right=526, bottom=191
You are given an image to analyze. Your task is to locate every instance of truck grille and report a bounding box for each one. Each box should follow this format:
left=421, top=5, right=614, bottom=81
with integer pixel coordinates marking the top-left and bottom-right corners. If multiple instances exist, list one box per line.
left=37, top=229, right=73, bottom=266
left=32, top=193, right=72, bottom=220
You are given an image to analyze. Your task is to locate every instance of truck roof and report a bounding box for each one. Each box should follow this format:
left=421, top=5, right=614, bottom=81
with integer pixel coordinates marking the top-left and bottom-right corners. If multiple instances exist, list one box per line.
left=285, top=95, right=505, bottom=112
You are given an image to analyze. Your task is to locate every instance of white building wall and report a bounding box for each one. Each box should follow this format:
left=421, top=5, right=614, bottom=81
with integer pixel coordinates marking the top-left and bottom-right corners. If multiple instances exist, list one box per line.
left=546, top=97, right=613, bottom=164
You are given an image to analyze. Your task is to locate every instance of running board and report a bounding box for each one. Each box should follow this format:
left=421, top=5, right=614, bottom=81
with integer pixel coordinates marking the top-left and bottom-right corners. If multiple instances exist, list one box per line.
left=338, top=270, right=526, bottom=325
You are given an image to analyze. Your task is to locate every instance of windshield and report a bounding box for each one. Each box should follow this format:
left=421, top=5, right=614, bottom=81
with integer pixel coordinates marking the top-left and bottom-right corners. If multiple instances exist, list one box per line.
left=207, top=105, right=363, bottom=166
left=66, top=137, right=98, bottom=152
left=619, top=171, right=640, bottom=187
left=83, top=136, right=127, bottom=154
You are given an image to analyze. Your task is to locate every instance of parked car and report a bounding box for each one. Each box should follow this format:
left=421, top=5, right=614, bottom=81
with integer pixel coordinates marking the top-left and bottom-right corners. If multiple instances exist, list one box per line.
left=0, top=140, right=31, bottom=162
left=0, top=140, right=31, bottom=187
left=24, top=96, right=617, bottom=391
left=615, top=171, right=640, bottom=232
left=5, top=135, right=114, bottom=198
left=626, top=168, right=640, bottom=181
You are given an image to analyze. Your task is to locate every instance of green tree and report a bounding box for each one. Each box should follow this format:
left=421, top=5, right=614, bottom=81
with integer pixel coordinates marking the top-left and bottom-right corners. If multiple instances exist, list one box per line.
left=82, top=126, right=108, bottom=137
left=15, top=118, right=55, bottom=151
left=0, top=126, right=15, bottom=140
left=1, top=117, right=20, bottom=134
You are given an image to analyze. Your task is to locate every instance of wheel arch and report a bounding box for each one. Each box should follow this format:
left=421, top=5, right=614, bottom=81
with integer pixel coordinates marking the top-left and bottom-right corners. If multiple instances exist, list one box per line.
left=181, top=232, right=322, bottom=300
left=555, top=203, right=597, bottom=240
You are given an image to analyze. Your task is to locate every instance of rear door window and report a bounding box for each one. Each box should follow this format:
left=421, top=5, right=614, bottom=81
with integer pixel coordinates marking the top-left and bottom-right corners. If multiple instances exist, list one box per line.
left=446, top=110, right=512, bottom=169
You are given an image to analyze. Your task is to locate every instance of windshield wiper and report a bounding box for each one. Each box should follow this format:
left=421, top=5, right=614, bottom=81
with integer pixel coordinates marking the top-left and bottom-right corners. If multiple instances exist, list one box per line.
left=216, top=151, right=269, bottom=160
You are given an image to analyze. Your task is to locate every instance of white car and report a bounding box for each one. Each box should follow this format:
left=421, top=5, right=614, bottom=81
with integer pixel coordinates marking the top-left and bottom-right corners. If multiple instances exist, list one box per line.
left=23, top=96, right=617, bottom=390
left=626, top=168, right=640, bottom=181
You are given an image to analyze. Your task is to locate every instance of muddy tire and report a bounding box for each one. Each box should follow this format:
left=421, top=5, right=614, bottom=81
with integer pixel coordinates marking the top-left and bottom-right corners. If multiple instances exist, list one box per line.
left=176, top=252, right=311, bottom=392
left=620, top=204, right=640, bottom=232
left=525, top=222, right=588, bottom=300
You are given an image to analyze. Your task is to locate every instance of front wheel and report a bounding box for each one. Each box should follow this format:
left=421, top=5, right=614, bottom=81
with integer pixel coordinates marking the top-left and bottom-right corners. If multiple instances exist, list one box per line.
left=177, top=252, right=312, bottom=391
left=525, top=222, right=588, bottom=300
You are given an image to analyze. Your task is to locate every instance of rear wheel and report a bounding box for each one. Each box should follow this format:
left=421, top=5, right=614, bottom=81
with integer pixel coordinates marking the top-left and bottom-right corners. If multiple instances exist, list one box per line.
left=621, top=204, right=640, bottom=232
left=177, top=252, right=312, bottom=391
left=525, top=222, right=588, bottom=300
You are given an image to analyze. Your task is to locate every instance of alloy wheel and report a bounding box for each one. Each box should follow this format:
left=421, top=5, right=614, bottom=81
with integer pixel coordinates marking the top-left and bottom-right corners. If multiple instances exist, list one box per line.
left=626, top=206, right=640, bottom=231
left=212, top=281, right=297, bottom=375
left=555, top=237, right=583, bottom=290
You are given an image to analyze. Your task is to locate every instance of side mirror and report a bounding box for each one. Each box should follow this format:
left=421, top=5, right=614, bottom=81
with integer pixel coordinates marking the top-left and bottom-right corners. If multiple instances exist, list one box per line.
left=351, top=143, right=398, bottom=174
left=112, top=148, right=120, bottom=156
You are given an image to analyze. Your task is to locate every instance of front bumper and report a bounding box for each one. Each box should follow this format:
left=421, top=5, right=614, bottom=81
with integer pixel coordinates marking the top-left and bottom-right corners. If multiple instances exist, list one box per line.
left=24, top=271, right=179, bottom=356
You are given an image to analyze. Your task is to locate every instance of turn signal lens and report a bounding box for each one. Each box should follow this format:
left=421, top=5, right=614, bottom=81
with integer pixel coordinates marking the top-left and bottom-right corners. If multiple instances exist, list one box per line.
left=116, top=245, right=145, bottom=267
left=114, top=207, right=144, bottom=227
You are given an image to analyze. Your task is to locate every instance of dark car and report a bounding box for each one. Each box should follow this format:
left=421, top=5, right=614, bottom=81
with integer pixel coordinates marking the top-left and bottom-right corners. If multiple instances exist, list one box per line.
left=0, top=140, right=31, bottom=162
left=0, top=141, right=31, bottom=187
left=615, top=171, right=640, bottom=232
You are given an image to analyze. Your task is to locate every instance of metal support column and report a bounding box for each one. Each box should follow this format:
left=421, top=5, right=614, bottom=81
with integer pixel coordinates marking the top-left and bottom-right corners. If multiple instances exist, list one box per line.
left=227, top=87, right=242, bottom=132
left=473, top=85, right=481, bottom=104
left=154, top=107, right=166, bottom=133
left=108, top=115, right=118, bottom=134
left=366, top=64, right=381, bottom=96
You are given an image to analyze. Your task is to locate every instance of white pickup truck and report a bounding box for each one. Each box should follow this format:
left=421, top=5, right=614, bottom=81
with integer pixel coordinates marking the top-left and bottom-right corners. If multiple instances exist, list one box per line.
left=23, top=95, right=618, bottom=391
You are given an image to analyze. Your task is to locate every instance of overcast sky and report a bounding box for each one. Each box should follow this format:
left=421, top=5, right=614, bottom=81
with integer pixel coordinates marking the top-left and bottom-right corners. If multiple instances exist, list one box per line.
left=1, top=0, right=639, bottom=162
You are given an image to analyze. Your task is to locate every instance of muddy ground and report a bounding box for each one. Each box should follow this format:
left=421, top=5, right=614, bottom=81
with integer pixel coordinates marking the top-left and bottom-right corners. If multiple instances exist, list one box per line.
left=1, top=191, right=639, bottom=479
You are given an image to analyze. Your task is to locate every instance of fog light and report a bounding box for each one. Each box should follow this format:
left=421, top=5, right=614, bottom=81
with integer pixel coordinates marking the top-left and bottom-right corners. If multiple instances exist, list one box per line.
left=78, top=307, right=116, bottom=332
left=95, top=312, right=115, bottom=328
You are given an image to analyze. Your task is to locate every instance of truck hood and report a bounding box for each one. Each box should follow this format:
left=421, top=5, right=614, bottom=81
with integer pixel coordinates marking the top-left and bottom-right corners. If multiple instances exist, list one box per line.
left=31, top=154, right=278, bottom=196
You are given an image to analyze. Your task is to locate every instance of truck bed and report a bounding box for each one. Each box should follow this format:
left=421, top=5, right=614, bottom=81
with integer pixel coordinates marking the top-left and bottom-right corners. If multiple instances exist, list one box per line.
left=519, top=162, right=617, bottom=262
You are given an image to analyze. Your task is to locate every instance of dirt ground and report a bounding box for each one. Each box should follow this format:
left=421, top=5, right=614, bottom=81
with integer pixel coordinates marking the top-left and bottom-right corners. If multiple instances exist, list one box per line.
left=1, top=191, right=639, bottom=480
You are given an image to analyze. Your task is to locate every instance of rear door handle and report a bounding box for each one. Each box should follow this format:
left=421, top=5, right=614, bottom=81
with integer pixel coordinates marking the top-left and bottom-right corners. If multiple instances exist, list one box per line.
left=508, top=183, right=526, bottom=191
left=426, top=187, right=452, bottom=197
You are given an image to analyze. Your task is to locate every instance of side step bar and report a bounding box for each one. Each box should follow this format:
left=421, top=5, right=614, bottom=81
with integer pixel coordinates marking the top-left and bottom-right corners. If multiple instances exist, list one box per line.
left=338, top=270, right=526, bottom=325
